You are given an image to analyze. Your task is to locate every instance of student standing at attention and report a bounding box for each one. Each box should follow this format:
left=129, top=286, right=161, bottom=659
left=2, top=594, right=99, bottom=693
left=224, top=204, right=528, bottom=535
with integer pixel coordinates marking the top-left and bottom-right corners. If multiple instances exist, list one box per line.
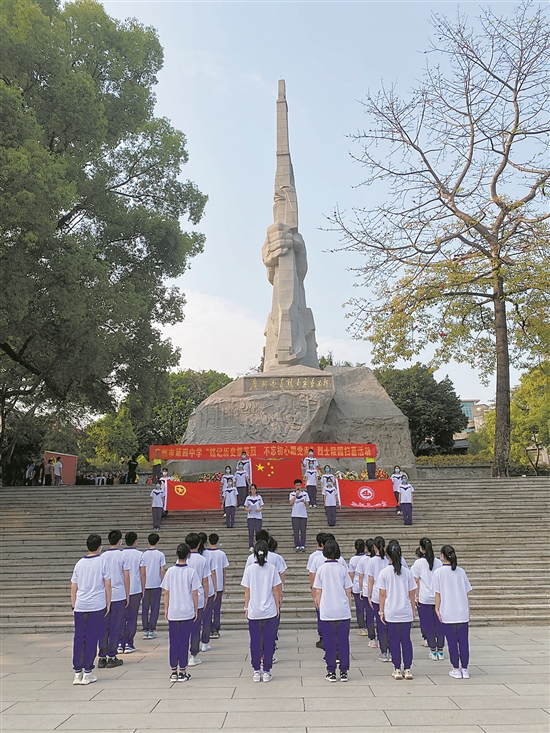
left=222, top=476, right=238, bottom=528
left=71, top=534, right=111, bottom=685
left=303, top=448, right=319, bottom=507
left=377, top=541, right=417, bottom=680
left=161, top=542, right=200, bottom=682
left=349, top=539, right=368, bottom=636
left=313, top=539, right=353, bottom=682
left=289, top=479, right=310, bottom=552
left=398, top=474, right=414, bottom=525
left=244, top=484, right=265, bottom=551
left=357, top=539, right=378, bottom=647
left=140, top=533, right=166, bottom=639
left=150, top=481, right=166, bottom=531
left=118, top=532, right=143, bottom=654
left=220, top=466, right=234, bottom=497
left=433, top=545, right=472, bottom=679
left=235, top=461, right=250, bottom=508
left=367, top=536, right=391, bottom=662
left=241, top=540, right=282, bottom=683
left=204, top=533, right=229, bottom=639
left=412, top=537, right=444, bottom=660
left=198, top=533, right=217, bottom=653
left=391, top=465, right=403, bottom=515
left=185, top=533, right=212, bottom=666
left=322, top=476, right=340, bottom=526
left=98, top=530, right=129, bottom=669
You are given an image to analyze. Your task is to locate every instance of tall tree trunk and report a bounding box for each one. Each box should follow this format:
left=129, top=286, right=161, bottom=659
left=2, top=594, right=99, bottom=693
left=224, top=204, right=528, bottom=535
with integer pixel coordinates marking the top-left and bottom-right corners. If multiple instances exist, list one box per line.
left=492, top=274, right=511, bottom=477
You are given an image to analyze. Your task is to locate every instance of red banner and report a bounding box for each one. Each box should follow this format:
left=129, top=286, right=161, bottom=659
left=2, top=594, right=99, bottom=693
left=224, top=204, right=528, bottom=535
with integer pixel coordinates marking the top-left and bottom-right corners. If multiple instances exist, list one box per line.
left=166, top=480, right=221, bottom=511
left=150, top=442, right=376, bottom=462
left=252, top=457, right=302, bottom=489
left=339, top=479, right=397, bottom=509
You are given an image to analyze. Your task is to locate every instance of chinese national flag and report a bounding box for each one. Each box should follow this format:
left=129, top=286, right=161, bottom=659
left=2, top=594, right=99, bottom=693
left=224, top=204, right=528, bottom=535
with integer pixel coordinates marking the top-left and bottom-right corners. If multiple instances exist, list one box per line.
left=166, top=481, right=220, bottom=511
left=252, top=457, right=302, bottom=489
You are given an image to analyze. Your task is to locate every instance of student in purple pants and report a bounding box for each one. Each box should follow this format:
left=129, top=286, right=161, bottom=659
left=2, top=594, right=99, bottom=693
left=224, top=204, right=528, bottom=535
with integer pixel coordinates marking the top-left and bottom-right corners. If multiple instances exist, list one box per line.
left=204, top=533, right=229, bottom=639
left=358, top=539, right=378, bottom=647
left=433, top=545, right=472, bottom=679
left=161, top=542, right=200, bottom=682
left=71, top=534, right=111, bottom=685
left=222, top=478, right=238, bottom=528
left=98, top=530, right=129, bottom=669
left=377, top=541, right=417, bottom=680
left=367, top=536, right=391, bottom=662
left=244, top=484, right=265, bottom=551
left=140, top=533, right=166, bottom=639
left=197, top=532, right=217, bottom=652
left=185, top=533, right=211, bottom=666
left=412, top=537, right=444, bottom=659
left=241, top=540, right=282, bottom=683
left=348, top=539, right=368, bottom=636
left=313, top=539, right=353, bottom=682
left=398, top=475, right=414, bottom=525
left=289, top=479, right=309, bottom=552
left=118, top=532, right=143, bottom=654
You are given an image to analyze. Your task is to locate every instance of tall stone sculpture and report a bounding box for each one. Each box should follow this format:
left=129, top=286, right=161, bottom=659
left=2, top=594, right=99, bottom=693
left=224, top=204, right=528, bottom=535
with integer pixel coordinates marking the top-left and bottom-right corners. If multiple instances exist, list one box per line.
left=262, top=80, right=319, bottom=371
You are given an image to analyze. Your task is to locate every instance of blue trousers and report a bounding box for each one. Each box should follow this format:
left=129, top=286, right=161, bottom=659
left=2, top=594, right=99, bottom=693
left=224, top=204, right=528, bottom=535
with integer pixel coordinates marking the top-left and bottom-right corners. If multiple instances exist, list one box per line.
left=142, top=587, right=162, bottom=632
left=292, top=517, right=307, bottom=548
left=443, top=622, right=469, bottom=669
left=120, top=593, right=141, bottom=647
left=169, top=619, right=193, bottom=670
left=417, top=602, right=444, bottom=651
left=325, top=505, right=337, bottom=526
left=201, top=594, right=215, bottom=643
left=247, top=518, right=262, bottom=548
left=248, top=616, right=278, bottom=673
left=225, top=506, right=235, bottom=527
left=372, top=601, right=389, bottom=653
left=386, top=620, right=413, bottom=670
left=211, top=590, right=223, bottom=631
left=190, top=606, right=204, bottom=656
left=73, top=608, right=105, bottom=672
left=319, top=618, right=350, bottom=674
left=99, top=598, right=126, bottom=657
left=401, top=502, right=413, bottom=525
left=353, top=592, right=366, bottom=628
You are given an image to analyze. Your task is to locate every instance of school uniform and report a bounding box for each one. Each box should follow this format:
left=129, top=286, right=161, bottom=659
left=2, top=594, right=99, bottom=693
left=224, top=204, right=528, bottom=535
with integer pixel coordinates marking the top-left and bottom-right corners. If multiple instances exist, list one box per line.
left=313, top=560, right=352, bottom=675
left=200, top=556, right=217, bottom=645
left=356, top=555, right=377, bottom=640
left=234, top=469, right=249, bottom=508
left=222, top=485, right=238, bottom=527
left=391, top=471, right=403, bottom=513
left=303, top=459, right=319, bottom=506
left=99, top=549, right=130, bottom=660
left=220, top=473, right=235, bottom=494
left=186, top=552, right=211, bottom=657
left=140, top=548, right=166, bottom=634
left=161, top=563, right=201, bottom=671
left=322, top=484, right=339, bottom=526
left=289, top=490, right=309, bottom=550
left=240, top=457, right=252, bottom=482
left=245, top=550, right=288, bottom=576
left=150, top=487, right=166, bottom=529
left=160, top=475, right=171, bottom=511
left=376, top=565, right=416, bottom=671
left=204, top=548, right=229, bottom=633
left=71, top=555, right=109, bottom=674
left=398, top=483, right=414, bottom=525
left=368, top=555, right=391, bottom=654
left=241, top=561, right=282, bottom=674
left=349, top=554, right=367, bottom=631
left=411, top=556, right=444, bottom=652
left=308, top=551, right=348, bottom=638
left=433, top=565, right=472, bottom=672
left=244, top=494, right=264, bottom=548
left=119, top=546, right=143, bottom=651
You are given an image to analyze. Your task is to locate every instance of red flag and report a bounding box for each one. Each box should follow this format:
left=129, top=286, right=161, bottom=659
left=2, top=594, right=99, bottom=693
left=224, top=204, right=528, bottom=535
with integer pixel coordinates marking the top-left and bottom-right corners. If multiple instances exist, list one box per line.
left=252, top=457, right=302, bottom=489
left=339, top=479, right=397, bottom=508
left=166, top=480, right=220, bottom=511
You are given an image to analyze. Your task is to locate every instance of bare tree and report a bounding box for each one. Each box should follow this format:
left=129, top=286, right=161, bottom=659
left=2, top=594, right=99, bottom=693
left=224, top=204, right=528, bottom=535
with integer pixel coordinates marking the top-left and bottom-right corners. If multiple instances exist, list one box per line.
left=331, top=1, right=550, bottom=476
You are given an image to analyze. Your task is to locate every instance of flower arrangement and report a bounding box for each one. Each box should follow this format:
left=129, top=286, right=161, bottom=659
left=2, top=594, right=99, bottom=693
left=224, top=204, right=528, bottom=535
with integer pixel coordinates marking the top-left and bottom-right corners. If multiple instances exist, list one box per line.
left=375, top=469, right=390, bottom=479
left=198, top=472, right=222, bottom=482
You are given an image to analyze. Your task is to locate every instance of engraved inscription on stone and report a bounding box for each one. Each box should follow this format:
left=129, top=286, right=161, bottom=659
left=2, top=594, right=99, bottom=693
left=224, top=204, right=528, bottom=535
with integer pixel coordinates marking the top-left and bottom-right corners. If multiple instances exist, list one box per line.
left=244, top=375, right=333, bottom=392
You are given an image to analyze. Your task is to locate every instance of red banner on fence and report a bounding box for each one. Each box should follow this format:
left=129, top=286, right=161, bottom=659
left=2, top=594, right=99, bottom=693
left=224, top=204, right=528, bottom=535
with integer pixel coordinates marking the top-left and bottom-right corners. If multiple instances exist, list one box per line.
left=150, top=442, right=376, bottom=462
left=166, top=481, right=220, bottom=512
left=339, top=479, right=397, bottom=509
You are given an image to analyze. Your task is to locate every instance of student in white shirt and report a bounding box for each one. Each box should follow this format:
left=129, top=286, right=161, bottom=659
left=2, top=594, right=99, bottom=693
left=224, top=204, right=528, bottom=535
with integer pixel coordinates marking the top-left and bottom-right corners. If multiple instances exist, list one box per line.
left=234, top=461, right=250, bottom=508
left=377, top=541, right=417, bottom=680
left=185, top=533, right=212, bottom=666
left=197, top=532, right=216, bottom=651
left=161, top=542, right=200, bottom=682
left=150, top=481, right=166, bottom=530
left=222, top=477, right=238, bottom=528
left=307, top=533, right=348, bottom=649
left=204, top=533, right=229, bottom=639
left=240, top=451, right=252, bottom=482
left=140, top=532, right=166, bottom=639
left=289, top=478, right=310, bottom=551
left=412, top=537, right=444, bottom=660
left=313, top=539, right=353, bottom=682
left=322, top=476, right=340, bottom=526
left=98, top=530, right=130, bottom=669
left=320, top=465, right=337, bottom=492
left=398, top=474, right=414, bottom=525
left=118, top=532, right=143, bottom=654
left=244, top=484, right=265, bottom=551
left=366, top=536, right=391, bottom=662
left=160, top=468, right=171, bottom=512
left=433, top=545, right=472, bottom=679
left=220, top=466, right=234, bottom=495
left=303, top=449, right=319, bottom=507
left=357, top=538, right=378, bottom=646
left=241, top=540, right=282, bottom=683
left=391, top=465, right=403, bottom=515
left=71, top=534, right=111, bottom=685
left=348, top=539, right=367, bottom=636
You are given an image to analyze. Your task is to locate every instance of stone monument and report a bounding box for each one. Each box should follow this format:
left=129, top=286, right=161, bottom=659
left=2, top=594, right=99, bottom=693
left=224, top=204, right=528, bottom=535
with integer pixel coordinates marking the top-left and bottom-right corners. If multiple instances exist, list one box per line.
left=178, top=81, right=416, bottom=477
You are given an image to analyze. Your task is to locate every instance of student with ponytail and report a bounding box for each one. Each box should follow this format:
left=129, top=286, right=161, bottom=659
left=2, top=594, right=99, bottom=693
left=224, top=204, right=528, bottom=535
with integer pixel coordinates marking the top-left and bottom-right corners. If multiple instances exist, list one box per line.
left=412, top=538, right=444, bottom=660
left=366, top=536, right=391, bottom=661
left=241, top=540, right=282, bottom=683
left=433, top=545, right=472, bottom=679
left=348, top=539, right=367, bottom=636
left=377, top=541, right=417, bottom=680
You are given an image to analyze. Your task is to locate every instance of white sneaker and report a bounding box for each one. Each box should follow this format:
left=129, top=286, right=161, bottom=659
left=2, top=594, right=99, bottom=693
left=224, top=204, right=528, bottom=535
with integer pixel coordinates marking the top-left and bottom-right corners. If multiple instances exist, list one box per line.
left=368, top=639, right=379, bottom=648
left=72, top=672, right=83, bottom=685
left=429, top=651, right=439, bottom=661
left=201, top=643, right=211, bottom=652
left=262, top=671, right=272, bottom=682
left=253, top=671, right=261, bottom=682
left=188, top=656, right=202, bottom=666
left=81, top=672, right=97, bottom=685
left=421, top=638, right=429, bottom=647
left=143, top=631, right=151, bottom=639
left=449, top=668, right=462, bottom=679
left=149, top=631, right=158, bottom=639
left=461, top=668, right=470, bottom=679
left=358, top=629, right=368, bottom=636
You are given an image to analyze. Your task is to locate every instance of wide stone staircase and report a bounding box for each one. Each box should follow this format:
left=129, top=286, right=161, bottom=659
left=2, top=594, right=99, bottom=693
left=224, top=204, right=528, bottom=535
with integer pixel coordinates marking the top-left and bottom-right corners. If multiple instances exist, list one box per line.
left=1, top=478, right=549, bottom=633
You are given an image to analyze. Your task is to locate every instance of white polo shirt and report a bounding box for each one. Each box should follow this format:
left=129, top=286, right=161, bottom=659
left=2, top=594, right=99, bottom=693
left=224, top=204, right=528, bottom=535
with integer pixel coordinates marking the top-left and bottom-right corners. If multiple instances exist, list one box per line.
left=121, top=547, right=143, bottom=595
left=234, top=470, right=248, bottom=488
left=186, top=552, right=211, bottom=608
left=223, top=486, right=238, bottom=507
left=150, top=488, right=166, bottom=508
left=241, top=562, right=282, bottom=620
left=411, top=557, right=443, bottom=605
left=313, top=560, right=352, bottom=621
left=432, top=565, right=472, bottom=624
left=398, top=484, right=414, bottom=503
left=348, top=554, right=365, bottom=594
left=376, top=565, right=417, bottom=622
left=368, top=555, right=390, bottom=603
left=245, top=551, right=287, bottom=576
left=304, top=469, right=318, bottom=487
left=161, top=564, right=201, bottom=621
left=323, top=486, right=339, bottom=506
left=102, top=548, right=130, bottom=602
left=244, top=495, right=264, bottom=519
left=204, top=548, right=229, bottom=592
left=307, top=550, right=348, bottom=575
left=140, top=548, right=167, bottom=589
left=289, top=491, right=309, bottom=518
left=71, top=555, right=109, bottom=612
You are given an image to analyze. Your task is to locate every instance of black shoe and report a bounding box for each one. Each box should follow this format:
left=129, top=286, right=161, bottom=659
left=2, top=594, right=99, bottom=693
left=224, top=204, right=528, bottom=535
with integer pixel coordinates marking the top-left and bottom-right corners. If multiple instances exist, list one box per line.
left=178, top=671, right=191, bottom=682
left=316, top=638, right=325, bottom=649
left=340, top=671, right=349, bottom=682
left=97, top=657, right=107, bottom=669
left=325, top=672, right=337, bottom=682
left=106, top=656, right=123, bottom=668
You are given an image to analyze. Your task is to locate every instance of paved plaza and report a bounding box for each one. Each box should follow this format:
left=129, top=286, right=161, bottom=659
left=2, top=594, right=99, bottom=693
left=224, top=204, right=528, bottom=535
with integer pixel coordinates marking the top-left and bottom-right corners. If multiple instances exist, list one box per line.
left=1, top=626, right=549, bottom=733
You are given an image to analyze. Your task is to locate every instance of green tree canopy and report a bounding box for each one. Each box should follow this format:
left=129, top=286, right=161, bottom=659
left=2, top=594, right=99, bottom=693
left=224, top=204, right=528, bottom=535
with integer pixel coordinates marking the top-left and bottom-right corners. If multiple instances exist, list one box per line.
left=0, top=0, right=207, bottom=465
left=375, top=364, right=468, bottom=455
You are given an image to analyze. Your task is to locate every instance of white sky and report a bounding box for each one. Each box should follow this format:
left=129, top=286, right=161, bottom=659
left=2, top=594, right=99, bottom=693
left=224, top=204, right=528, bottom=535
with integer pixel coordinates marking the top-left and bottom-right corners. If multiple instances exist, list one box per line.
left=105, top=0, right=525, bottom=403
